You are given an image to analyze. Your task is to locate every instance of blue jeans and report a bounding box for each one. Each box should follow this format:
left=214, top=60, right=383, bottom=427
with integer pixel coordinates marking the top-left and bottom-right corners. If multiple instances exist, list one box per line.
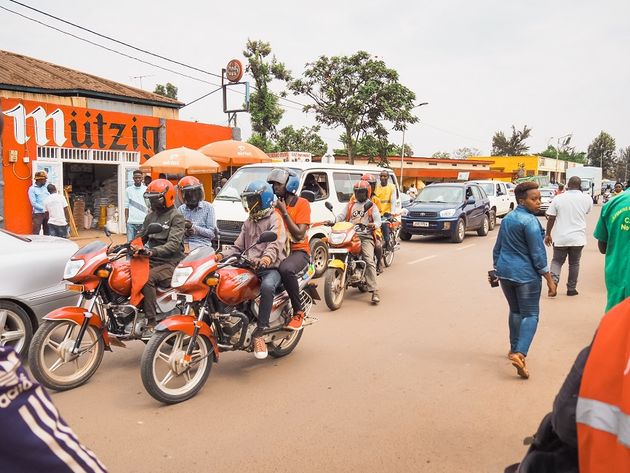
left=499, top=278, right=542, bottom=356
left=127, top=223, right=143, bottom=241
left=48, top=223, right=68, bottom=238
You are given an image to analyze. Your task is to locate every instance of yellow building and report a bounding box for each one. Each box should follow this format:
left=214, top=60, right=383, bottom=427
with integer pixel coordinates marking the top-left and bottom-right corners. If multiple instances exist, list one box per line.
left=469, top=155, right=583, bottom=183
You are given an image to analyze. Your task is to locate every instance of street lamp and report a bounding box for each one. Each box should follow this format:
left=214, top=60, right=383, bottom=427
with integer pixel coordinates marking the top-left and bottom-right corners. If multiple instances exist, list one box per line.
left=548, top=133, right=572, bottom=184
left=400, top=102, right=429, bottom=187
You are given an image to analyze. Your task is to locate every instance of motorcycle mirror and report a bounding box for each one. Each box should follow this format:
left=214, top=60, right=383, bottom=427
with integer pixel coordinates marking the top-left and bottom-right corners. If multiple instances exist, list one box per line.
left=325, top=201, right=334, bottom=212
left=104, top=227, right=111, bottom=238
left=363, top=200, right=373, bottom=211
left=144, top=223, right=164, bottom=236
left=257, top=231, right=277, bottom=244
left=300, top=190, right=316, bottom=203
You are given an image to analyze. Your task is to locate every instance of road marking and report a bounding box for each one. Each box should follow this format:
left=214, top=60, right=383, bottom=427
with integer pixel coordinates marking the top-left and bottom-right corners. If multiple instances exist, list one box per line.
left=407, top=255, right=437, bottom=265
left=455, top=244, right=476, bottom=251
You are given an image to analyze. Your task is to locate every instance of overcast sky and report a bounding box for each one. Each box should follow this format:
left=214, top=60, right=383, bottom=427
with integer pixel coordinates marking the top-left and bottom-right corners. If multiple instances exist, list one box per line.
left=1, top=0, right=629, bottom=156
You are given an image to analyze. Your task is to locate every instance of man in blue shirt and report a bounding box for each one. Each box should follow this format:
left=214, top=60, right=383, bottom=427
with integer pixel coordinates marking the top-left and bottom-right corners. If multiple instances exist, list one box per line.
left=177, top=176, right=217, bottom=250
left=28, top=170, right=50, bottom=235
left=124, top=170, right=148, bottom=241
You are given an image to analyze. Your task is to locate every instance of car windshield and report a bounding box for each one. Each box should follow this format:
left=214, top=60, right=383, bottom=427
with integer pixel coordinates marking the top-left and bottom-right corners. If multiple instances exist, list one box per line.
left=476, top=183, right=495, bottom=196
left=416, top=186, right=464, bottom=204
left=216, top=167, right=301, bottom=201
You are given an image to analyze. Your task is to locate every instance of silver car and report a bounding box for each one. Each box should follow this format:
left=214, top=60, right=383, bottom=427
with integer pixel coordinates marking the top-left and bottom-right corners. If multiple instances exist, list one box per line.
left=0, top=230, right=79, bottom=356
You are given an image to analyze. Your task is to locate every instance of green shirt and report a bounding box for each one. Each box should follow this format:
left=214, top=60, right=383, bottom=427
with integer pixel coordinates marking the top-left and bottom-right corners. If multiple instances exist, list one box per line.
left=593, top=189, right=630, bottom=311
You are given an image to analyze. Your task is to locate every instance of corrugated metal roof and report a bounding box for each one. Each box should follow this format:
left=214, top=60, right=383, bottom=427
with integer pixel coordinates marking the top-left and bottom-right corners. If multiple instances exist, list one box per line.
left=0, top=49, right=183, bottom=108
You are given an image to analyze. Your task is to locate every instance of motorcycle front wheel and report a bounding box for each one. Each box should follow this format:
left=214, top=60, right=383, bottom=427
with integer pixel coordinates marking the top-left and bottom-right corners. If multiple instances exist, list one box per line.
left=141, top=330, right=213, bottom=404
left=324, top=268, right=346, bottom=311
left=28, top=320, right=104, bottom=391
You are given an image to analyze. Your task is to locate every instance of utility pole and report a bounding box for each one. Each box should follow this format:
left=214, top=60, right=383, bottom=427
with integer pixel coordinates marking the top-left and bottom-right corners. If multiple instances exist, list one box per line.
left=399, top=102, right=428, bottom=187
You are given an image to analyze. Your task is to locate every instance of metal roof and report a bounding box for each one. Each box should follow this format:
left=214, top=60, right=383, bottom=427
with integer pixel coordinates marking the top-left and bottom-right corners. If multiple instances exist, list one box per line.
left=0, top=49, right=183, bottom=109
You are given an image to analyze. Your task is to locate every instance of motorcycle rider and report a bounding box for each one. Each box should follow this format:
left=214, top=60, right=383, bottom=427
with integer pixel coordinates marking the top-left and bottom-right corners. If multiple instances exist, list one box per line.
left=217, top=181, right=288, bottom=360
left=267, top=168, right=311, bottom=331
left=176, top=176, right=217, bottom=251
left=335, top=180, right=382, bottom=304
left=139, top=179, right=186, bottom=321
left=361, top=174, right=385, bottom=273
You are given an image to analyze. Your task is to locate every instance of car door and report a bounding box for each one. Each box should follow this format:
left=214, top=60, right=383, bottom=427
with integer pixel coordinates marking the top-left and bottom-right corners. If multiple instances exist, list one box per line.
left=472, top=185, right=487, bottom=226
left=463, top=186, right=479, bottom=228
left=495, top=183, right=507, bottom=215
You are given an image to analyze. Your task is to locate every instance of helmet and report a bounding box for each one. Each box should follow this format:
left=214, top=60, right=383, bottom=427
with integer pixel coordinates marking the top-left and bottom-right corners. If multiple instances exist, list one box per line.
left=241, top=180, right=275, bottom=219
left=361, top=173, right=377, bottom=193
left=267, top=168, right=299, bottom=196
left=353, top=180, right=371, bottom=203
left=177, top=176, right=204, bottom=208
left=144, top=179, right=175, bottom=211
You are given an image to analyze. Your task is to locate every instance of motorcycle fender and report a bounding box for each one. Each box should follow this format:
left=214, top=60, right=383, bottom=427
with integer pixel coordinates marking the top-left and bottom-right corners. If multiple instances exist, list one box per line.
left=155, top=315, right=219, bottom=360
left=43, top=306, right=110, bottom=346
left=304, top=283, right=321, bottom=301
left=328, top=259, right=346, bottom=271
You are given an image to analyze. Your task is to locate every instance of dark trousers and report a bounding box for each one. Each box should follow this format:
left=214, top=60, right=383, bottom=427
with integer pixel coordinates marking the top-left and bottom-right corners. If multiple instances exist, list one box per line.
left=256, top=269, right=282, bottom=329
left=141, top=262, right=177, bottom=319
left=32, top=213, right=49, bottom=235
left=550, top=246, right=583, bottom=291
left=381, top=222, right=391, bottom=247
left=48, top=224, right=68, bottom=238
left=278, top=250, right=309, bottom=314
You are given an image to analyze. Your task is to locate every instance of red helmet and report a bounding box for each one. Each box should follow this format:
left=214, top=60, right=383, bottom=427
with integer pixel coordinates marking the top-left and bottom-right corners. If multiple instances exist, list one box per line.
left=361, top=173, right=377, bottom=192
left=177, top=176, right=204, bottom=207
left=144, top=178, right=175, bottom=210
left=353, top=179, right=372, bottom=202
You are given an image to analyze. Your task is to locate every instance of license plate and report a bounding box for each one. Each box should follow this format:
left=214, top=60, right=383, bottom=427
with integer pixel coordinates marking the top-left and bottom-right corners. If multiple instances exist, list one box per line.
left=413, top=221, right=429, bottom=227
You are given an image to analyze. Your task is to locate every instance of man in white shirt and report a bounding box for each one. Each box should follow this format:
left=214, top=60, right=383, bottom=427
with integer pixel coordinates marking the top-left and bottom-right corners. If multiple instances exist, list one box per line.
left=544, top=176, right=593, bottom=296
left=125, top=170, right=148, bottom=241
left=43, top=184, right=70, bottom=238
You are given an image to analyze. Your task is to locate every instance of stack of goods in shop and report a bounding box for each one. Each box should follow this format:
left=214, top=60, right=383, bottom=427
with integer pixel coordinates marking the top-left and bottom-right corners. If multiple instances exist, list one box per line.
left=72, top=197, right=86, bottom=230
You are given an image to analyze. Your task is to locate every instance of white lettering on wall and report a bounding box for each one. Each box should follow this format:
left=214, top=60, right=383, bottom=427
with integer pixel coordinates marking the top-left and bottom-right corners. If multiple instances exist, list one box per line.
left=3, top=103, right=67, bottom=146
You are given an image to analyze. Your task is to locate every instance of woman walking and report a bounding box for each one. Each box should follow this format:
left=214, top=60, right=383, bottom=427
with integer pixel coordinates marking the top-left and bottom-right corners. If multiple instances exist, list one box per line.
left=492, top=181, right=557, bottom=379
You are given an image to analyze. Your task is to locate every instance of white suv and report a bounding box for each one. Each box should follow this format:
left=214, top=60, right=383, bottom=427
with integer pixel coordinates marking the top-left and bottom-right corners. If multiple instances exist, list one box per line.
left=468, top=180, right=516, bottom=229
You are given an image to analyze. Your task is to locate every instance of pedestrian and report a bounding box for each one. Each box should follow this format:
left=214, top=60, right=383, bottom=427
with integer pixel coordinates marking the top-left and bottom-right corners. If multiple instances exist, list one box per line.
left=143, top=175, right=152, bottom=187
left=214, top=176, right=227, bottom=197
left=406, top=183, right=418, bottom=199
left=555, top=183, right=565, bottom=195
left=593, top=183, right=630, bottom=311
left=492, top=181, right=557, bottom=379
left=43, top=184, right=70, bottom=238
left=28, top=171, right=50, bottom=235
left=176, top=176, right=217, bottom=251
left=611, top=181, right=624, bottom=198
left=124, top=170, right=148, bottom=241
left=544, top=176, right=593, bottom=296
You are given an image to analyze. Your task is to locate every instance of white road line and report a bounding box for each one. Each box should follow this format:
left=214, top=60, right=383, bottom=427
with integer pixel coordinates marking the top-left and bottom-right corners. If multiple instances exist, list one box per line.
left=455, top=244, right=476, bottom=251
left=407, top=255, right=437, bottom=265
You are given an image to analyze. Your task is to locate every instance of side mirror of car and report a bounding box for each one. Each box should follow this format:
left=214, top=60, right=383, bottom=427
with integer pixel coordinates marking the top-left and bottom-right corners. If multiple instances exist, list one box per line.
left=257, top=231, right=277, bottom=244
left=466, top=197, right=476, bottom=205
left=144, top=223, right=164, bottom=236
left=300, top=190, right=316, bottom=203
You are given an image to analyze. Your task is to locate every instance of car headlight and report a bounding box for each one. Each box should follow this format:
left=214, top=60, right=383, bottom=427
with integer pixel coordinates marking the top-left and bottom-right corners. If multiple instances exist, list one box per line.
left=329, top=233, right=346, bottom=245
left=439, top=209, right=457, bottom=218
left=171, top=266, right=193, bottom=288
left=64, top=259, right=85, bottom=279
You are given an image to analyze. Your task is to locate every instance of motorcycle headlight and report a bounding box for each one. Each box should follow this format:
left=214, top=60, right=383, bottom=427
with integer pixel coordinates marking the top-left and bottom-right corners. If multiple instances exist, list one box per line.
left=329, top=233, right=346, bottom=245
left=64, top=259, right=85, bottom=279
left=439, top=209, right=457, bottom=218
left=171, top=267, right=193, bottom=288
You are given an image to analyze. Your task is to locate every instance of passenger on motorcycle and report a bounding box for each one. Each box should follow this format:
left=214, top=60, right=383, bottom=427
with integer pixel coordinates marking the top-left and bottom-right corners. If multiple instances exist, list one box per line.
left=361, top=174, right=385, bottom=273
left=375, top=169, right=397, bottom=244
left=176, top=176, right=217, bottom=251
left=217, top=180, right=288, bottom=360
left=140, top=179, right=186, bottom=321
left=336, top=180, right=382, bottom=304
left=267, top=168, right=311, bottom=331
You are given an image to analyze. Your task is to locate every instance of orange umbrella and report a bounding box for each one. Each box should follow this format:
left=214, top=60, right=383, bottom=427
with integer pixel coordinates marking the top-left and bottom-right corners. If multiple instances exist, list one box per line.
left=198, top=140, right=271, bottom=167
left=139, top=147, right=220, bottom=174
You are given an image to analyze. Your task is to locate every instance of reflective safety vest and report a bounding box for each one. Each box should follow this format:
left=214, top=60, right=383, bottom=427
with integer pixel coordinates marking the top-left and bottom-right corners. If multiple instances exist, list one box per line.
left=576, top=297, right=630, bottom=472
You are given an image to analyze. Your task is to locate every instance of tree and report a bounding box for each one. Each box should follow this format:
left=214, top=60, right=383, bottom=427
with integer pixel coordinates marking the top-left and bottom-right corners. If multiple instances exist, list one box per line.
left=274, top=125, right=328, bottom=156
left=453, top=147, right=481, bottom=159
left=538, top=145, right=586, bottom=164
left=587, top=131, right=616, bottom=178
left=153, top=82, right=178, bottom=99
left=491, top=125, right=532, bottom=156
left=289, top=51, right=418, bottom=164
left=333, top=132, right=411, bottom=167
left=247, top=133, right=276, bottom=154
left=244, top=39, right=291, bottom=141
left=613, top=146, right=630, bottom=183
left=432, top=151, right=451, bottom=159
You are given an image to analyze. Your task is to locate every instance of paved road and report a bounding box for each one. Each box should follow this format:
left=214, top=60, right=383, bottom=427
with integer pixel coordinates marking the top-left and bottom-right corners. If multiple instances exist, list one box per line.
left=52, top=208, right=607, bottom=472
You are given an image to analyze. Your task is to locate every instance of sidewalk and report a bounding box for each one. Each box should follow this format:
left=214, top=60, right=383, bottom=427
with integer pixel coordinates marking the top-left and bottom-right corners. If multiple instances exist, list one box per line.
left=70, top=229, right=127, bottom=248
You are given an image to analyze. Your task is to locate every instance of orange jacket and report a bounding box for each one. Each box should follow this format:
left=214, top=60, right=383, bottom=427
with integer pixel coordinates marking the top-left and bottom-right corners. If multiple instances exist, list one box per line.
left=576, top=297, right=630, bottom=472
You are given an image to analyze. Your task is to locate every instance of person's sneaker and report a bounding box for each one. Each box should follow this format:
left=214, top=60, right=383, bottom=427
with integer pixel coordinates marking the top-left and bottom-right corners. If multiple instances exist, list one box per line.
left=253, top=335, right=268, bottom=360
left=286, top=311, right=305, bottom=331
left=376, top=264, right=383, bottom=275
left=567, top=289, right=579, bottom=296
left=508, top=353, right=529, bottom=379
left=371, top=291, right=380, bottom=304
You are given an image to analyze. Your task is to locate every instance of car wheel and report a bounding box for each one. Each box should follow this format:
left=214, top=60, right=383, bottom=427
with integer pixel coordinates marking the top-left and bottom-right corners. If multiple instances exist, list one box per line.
left=399, top=229, right=412, bottom=241
left=477, top=215, right=489, bottom=236
left=0, top=301, right=33, bottom=357
left=451, top=219, right=465, bottom=243
left=309, top=238, right=328, bottom=279
left=488, top=209, right=496, bottom=231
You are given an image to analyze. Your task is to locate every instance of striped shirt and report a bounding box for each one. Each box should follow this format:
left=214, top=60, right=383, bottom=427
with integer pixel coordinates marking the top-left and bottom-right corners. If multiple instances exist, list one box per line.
left=178, top=201, right=217, bottom=250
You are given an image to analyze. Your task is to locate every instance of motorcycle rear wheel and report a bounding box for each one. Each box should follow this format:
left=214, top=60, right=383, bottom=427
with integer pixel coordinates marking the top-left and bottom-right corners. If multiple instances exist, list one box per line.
left=28, top=320, right=104, bottom=391
left=141, top=330, right=213, bottom=404
left=324, top=268, right=346, bottom=311
left=268, top=330, right=303, bottom=358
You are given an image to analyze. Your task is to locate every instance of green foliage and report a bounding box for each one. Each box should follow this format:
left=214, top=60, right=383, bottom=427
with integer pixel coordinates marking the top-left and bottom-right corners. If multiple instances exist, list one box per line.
left=432, top=151, right=451, bottom=159
left=491, top=125, right=532, bottom=156
left=247, top=133, right=276, bottom=154
left=538, top=145, right=586, bottom=164
left=274, top=125, right=328, bottom=156
left=153, top=82, right=178, bottom=99
left=289, top=51, right=418, bottom=164
left=334, top=133, right=412, bottom=167
left=587, top=131, right=616, bottom=178
left=452, top=147, right=481, bottom=159
left=614, top=147, right=630, bottom=183
left=244, top=39, right=292, bottom=139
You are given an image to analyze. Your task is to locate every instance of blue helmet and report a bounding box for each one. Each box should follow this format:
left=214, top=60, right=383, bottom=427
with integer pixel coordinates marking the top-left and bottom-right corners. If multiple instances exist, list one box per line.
left=286, top=174, right=300, bottom=194
left=241, top=180, right=274, bottom=214
left=267, top=168, right=299, bottom=196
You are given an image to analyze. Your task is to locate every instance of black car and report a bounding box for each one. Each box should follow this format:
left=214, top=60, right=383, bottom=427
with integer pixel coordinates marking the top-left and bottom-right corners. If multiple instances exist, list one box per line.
left=400, top=182, right=491, bottom=243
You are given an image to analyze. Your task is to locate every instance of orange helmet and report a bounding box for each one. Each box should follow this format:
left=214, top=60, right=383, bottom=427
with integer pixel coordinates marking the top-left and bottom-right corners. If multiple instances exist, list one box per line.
left=177, top=176, right=204, bottom=208
left=361, top=173, right=377, bottom=193
left=144, top=178, right=175, bottom=210
left=353, top=179, right=371, bottom=202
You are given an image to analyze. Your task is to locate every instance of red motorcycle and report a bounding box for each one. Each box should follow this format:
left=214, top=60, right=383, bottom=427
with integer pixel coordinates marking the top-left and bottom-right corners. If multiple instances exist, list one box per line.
left=140, top=231, right=319, bottom=404
left=28, top=224, right=180, bottom=391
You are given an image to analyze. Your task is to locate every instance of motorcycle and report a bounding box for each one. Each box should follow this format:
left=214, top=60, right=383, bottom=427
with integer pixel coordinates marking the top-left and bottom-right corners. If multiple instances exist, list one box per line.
left=381, top=212, right=401, bottom=268
left=323, top=201, right=376, bottom=310
left=28, top=223, right=181, bottom=391
left=603, top=190, right=612, bottom=203
left=140, top=231, right=319, bottom=404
